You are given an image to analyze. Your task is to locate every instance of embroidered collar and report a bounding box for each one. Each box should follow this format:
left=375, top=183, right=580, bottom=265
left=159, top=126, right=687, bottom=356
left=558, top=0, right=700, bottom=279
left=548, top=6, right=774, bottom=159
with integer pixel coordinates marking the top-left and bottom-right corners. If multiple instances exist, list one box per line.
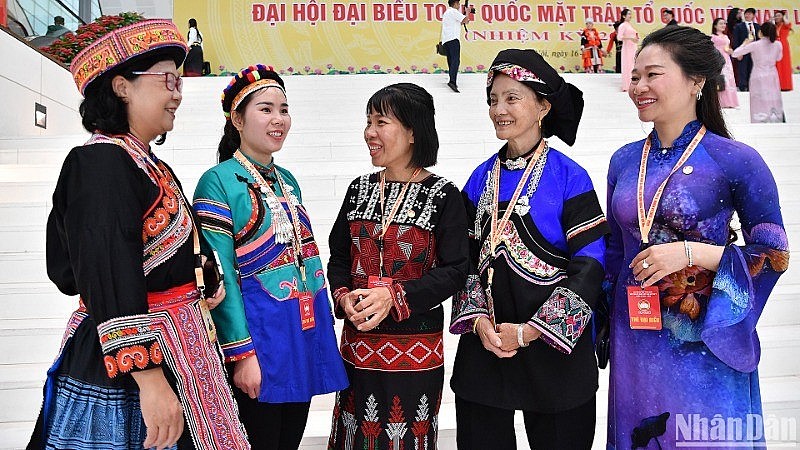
left=241, top=152, right=277, bottom=183
left=498, top=139, right=543, bottom=170
left=650, top=120, right=702, bottom=161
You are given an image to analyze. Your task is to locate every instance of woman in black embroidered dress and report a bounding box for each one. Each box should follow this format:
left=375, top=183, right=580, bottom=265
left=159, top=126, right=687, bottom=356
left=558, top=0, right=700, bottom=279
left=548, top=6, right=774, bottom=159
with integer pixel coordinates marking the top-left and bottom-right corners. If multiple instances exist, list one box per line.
left=449, top=49, right=609, bottom=449
left=28, top=20, right=248, bottom=450
left=327, top=83, right=469, bottom=450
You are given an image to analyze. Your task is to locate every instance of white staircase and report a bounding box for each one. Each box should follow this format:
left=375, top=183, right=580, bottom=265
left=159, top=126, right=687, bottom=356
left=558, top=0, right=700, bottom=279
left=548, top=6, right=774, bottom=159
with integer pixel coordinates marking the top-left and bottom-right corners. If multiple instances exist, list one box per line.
left=1, top=73, right=799, bottom=449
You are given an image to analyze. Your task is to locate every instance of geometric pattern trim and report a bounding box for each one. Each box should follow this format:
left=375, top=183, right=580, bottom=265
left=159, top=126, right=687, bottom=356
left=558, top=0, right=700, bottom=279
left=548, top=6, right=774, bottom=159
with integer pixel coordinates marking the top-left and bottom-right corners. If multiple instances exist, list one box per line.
left=340, top=327, right=444, bottom=371
left=450, top=274, right=489, bottom=335
left=87, top=133, right=193, bottom=277
left=70, top=19, right=188, bottom=94
left=145, top=283, right=249, bottom=449
left=349, top=220, right=435, bottom=284
left=529, top=286, right=592, bottom=354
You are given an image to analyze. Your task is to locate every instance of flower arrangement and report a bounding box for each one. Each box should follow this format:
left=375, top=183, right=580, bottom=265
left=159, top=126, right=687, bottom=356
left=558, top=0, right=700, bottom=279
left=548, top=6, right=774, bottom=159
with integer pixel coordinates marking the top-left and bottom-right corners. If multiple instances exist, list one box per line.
left=41, top=12, right=145, bottom=64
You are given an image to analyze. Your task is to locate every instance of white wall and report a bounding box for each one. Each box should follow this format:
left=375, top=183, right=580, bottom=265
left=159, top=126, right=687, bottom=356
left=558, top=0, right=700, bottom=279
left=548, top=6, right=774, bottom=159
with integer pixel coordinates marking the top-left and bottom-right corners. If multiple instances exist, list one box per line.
left=0, top=29, right=85, bottom=139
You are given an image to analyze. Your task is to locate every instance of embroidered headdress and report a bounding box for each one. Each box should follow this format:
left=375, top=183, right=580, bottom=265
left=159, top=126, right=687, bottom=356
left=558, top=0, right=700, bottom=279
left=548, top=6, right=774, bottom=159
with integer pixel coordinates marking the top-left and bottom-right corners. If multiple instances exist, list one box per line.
left=69, top=19, right=188, bottom=95
left=487, top=49, right=585, bottom=146
left=221, top=64, right=286, bottom=119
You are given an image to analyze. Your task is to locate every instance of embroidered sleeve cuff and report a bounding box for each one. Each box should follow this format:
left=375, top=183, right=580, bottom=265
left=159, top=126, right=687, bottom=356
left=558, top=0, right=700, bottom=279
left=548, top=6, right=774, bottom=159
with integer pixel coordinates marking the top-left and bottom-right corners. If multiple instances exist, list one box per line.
left=529, top=287, right=592, bottom=354
left=332, top=287, right=350, bottom=319
left=389, top=282, right=411, bottom=322
left=194, top=198, right=234, bottom=238
left=450, top=274, right=490, bottom=335
left=97, top=314, right=161, bottom=379
left=221, top=338, right=256, bottom=363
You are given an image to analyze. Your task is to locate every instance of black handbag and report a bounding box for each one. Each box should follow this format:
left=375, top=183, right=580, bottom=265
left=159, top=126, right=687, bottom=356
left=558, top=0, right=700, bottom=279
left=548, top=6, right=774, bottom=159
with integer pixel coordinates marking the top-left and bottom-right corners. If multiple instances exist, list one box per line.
left=201, top=250, right=224, bottom=299
left=436, top=41, right=446, bottom=56
left=594, top=292, right=610, bottom=369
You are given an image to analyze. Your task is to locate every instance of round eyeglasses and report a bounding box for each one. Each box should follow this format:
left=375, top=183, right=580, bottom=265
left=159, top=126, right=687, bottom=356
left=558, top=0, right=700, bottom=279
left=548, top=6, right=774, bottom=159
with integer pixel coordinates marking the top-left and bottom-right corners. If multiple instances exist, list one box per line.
left=131, top=71, right=184, bottom=92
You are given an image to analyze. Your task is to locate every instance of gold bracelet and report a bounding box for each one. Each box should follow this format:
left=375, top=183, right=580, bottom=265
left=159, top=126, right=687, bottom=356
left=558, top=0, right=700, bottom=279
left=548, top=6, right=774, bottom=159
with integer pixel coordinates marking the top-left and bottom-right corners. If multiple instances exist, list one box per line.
left=473, top=316, right=483, bottom=334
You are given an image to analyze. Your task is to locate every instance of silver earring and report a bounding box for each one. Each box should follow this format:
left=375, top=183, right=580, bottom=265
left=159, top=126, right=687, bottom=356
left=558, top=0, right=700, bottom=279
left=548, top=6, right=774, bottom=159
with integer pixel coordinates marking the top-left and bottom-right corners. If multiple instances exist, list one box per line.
left=696, top=91, right=702, bottom=101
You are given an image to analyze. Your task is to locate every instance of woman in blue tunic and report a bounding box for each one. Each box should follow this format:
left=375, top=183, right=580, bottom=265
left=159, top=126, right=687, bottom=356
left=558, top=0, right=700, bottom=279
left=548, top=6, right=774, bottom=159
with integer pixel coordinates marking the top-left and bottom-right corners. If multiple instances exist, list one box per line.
left=606, top=26, right=789, bottom=449
left=193, top=64, right=348, bottom=449
left=450, top=49, right=609, bottom=449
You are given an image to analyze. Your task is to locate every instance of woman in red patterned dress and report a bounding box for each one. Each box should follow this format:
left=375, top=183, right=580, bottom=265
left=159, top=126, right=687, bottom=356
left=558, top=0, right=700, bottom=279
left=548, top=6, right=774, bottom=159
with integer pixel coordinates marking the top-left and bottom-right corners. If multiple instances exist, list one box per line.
left=327, top=83, right=469, bottom=450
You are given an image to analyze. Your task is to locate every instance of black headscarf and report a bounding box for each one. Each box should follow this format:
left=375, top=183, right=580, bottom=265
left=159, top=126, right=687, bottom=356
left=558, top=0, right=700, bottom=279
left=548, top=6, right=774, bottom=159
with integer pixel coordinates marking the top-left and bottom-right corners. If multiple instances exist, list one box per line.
left=486, top=49, right=584, bottom=146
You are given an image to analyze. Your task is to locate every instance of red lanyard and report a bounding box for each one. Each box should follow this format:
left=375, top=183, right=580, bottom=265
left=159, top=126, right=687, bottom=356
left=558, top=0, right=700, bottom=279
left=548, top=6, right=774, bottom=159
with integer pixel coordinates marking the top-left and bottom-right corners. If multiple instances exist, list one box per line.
left=636, top=126, right=705, bottom=244
left=377, top=167, right=422, bottom=275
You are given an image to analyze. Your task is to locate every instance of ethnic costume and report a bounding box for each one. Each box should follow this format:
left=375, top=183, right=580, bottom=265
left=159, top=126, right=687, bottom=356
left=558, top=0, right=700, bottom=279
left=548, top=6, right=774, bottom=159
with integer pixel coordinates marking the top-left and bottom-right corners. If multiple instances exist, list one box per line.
left=31, top=134, right=249, bottom=450
left=195, top=65, right=349, bottom=448
left=450, top=49, right=607, bottom=450
left=450, top=142, right=608, bottom=409
left=193, top=153, right=348, bottom=401
left=605, top=121, right=789, bottom=449
left=581, top=26, right=604, bottom=72
left=327, top=172, right=469, bottom=450
left=29, top=19, right=249, bottom=450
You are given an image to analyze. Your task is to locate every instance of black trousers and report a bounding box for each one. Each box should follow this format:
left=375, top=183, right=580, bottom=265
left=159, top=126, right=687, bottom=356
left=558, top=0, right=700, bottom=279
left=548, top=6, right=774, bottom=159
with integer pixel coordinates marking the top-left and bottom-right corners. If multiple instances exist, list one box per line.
left=737, top=54, right=753, bottom=91
left=455, top=395, right=596, bottom=450
left=444, top=38, right=461, bottom=85
left=232, top=385, right=311, bottom=450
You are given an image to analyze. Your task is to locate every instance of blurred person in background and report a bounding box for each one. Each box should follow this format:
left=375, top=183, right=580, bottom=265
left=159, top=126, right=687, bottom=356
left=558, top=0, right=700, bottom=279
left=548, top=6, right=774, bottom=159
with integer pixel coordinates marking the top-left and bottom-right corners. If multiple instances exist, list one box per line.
left=711, top=17, right=740, bottom=108
left=732, top=21, right=785, bottom=122
left=774, top=10, right=793, bottom=91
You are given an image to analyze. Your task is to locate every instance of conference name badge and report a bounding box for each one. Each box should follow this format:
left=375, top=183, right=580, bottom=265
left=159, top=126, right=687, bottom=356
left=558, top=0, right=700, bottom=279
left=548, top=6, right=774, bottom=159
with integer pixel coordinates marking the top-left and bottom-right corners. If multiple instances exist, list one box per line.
left=297, top=291, right=315, bottom=331
left=627, top=285, right=662, bottom=330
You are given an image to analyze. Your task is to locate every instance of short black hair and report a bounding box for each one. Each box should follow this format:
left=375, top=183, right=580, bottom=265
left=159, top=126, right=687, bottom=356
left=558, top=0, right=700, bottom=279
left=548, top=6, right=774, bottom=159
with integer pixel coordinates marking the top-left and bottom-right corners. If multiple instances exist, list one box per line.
left=366, top=83, right=439, bottom=168
left=448, top=0, right=459, bottom=7
left=79, top=51, right=175, bottom=136
left=744, top=7, right=756, bottom=15
left=663, top=8, right=674, bottom=17
left=54, top=16, right=64, bottom=25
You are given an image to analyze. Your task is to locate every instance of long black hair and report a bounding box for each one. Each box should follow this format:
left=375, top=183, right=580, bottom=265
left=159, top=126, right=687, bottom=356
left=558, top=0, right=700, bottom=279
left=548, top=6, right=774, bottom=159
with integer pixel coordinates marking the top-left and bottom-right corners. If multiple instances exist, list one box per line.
left=726, top=7, right=741, bottom=31
left=639, top=26, right=730, bottom=138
